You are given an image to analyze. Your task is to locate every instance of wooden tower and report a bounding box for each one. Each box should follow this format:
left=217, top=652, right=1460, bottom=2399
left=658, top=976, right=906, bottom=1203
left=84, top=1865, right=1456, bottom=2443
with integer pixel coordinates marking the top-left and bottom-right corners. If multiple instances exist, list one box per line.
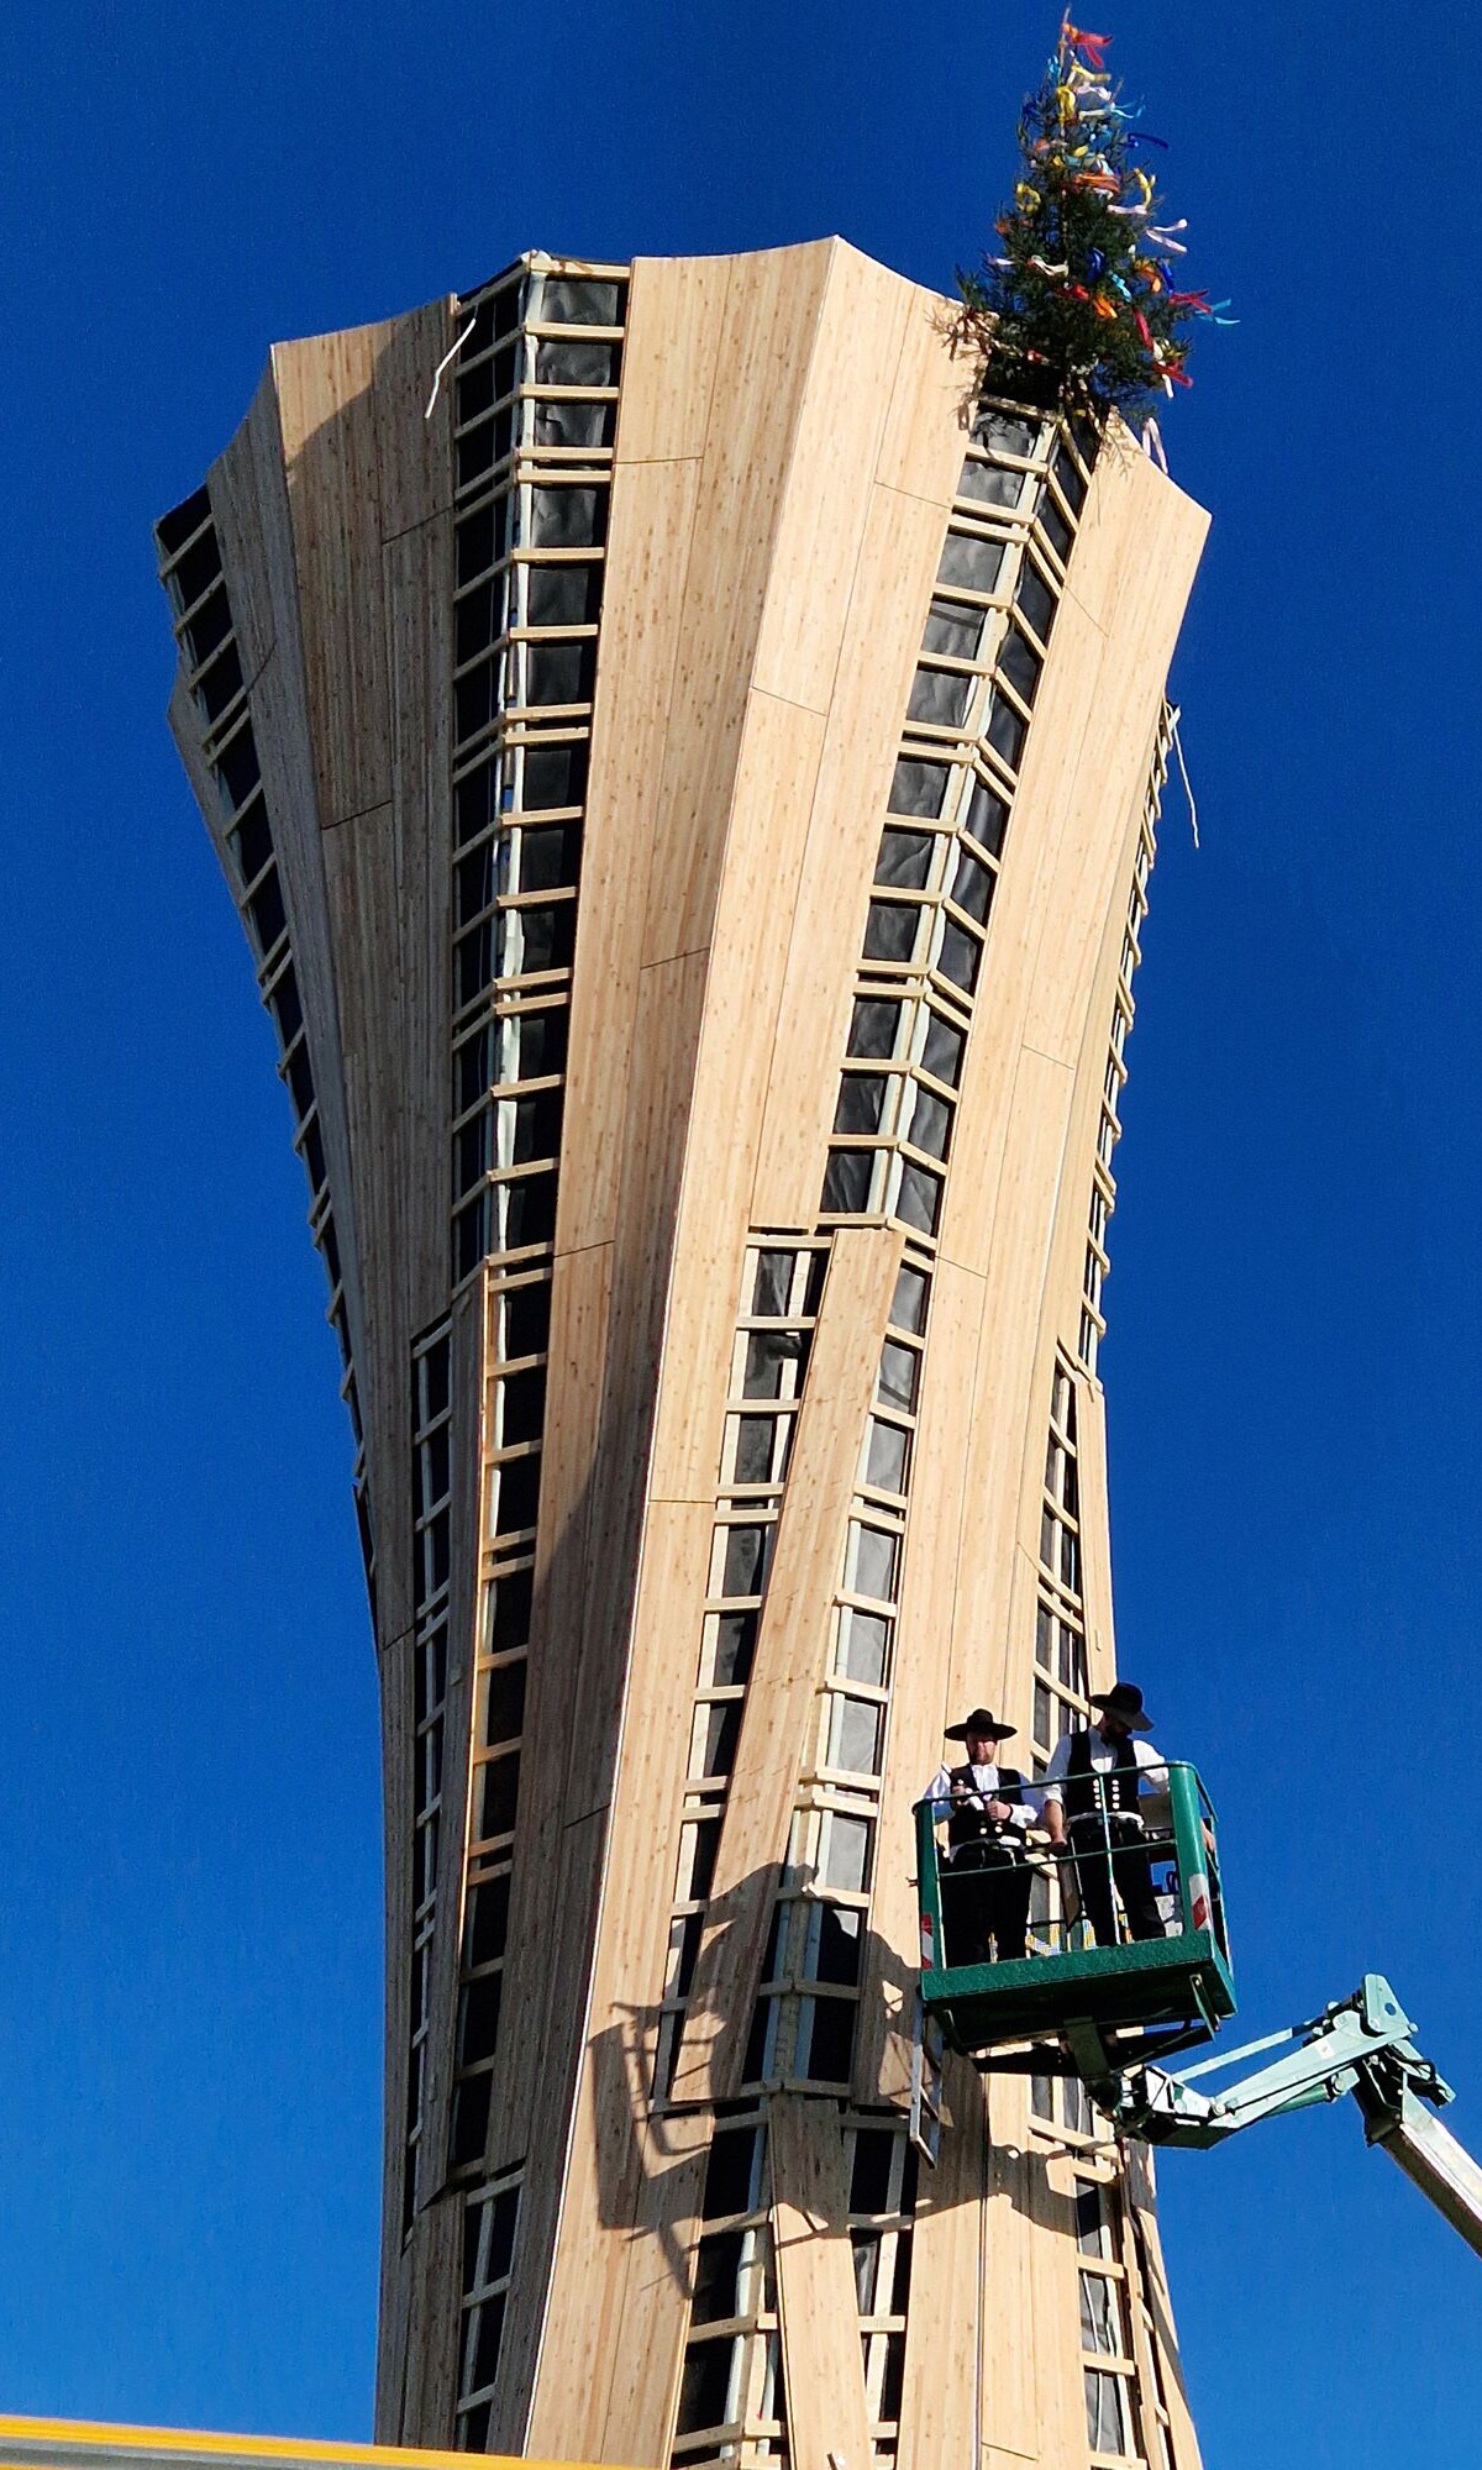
left=156, top=241, right=1208, bottom=2470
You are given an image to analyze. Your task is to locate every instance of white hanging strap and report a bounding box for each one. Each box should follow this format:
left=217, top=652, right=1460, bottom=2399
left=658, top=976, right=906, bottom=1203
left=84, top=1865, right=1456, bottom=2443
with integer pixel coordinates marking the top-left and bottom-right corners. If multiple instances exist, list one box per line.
left=1170, top=710, right=1199, bottom=849
left=1140, top=415, right=1169, bottom=475
left=425, top=315, right=477, bottom=421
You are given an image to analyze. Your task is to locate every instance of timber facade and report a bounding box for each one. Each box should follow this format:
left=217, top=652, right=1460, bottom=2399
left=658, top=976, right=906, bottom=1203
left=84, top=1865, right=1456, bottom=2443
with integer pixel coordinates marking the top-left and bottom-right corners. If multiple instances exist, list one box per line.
left=156, top=239, right=1209, bottom=2470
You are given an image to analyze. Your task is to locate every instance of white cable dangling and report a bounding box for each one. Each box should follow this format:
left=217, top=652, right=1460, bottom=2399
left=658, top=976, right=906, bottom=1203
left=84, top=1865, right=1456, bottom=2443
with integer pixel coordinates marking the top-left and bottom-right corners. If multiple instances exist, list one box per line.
left=425, top=315, right=477, bottom=421
left=1141, top=415, right=1169, bottom=475
left=1170, top=709, right=1200, bottom=849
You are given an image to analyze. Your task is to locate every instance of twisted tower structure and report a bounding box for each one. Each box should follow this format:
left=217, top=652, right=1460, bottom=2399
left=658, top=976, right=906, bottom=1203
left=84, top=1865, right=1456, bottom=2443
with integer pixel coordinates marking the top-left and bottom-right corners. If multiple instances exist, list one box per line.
left=157, top=240, right=1208, bottom=2470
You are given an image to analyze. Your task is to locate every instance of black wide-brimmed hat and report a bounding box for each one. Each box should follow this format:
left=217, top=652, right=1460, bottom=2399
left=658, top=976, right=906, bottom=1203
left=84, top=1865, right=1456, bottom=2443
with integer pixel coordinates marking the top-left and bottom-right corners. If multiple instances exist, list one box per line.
left=944, top=1706, right=1017, bottom=1742
left=1089, top=1682, right=1153, bottom=1731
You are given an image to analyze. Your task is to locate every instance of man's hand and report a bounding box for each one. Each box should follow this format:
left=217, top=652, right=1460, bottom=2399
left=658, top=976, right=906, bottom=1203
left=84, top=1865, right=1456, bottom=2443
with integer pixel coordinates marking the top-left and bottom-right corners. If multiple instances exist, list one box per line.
left=986, top=1799, right=1015, bottom=1824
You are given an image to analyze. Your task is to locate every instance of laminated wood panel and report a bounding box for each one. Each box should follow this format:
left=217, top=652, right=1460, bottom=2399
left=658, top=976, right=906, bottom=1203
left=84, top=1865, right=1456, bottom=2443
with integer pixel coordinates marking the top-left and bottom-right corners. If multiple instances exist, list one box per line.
left=374, top=296, right=456, bottom=538
left=894, top=2054, right=986, bottom=2469
left=274, top=321, right=396, bottom=826
left=669, top=1223, right=903, bottom=2108
left=592, top=2108, right=711, bottom=2466
left=855, top=1256, right=983, bottom=2105
left=977, top=2075, right=1045, bottom=2463
left=615, top=253, right=733, bottom=463
left=769, top=2096, right=875, bottom=2470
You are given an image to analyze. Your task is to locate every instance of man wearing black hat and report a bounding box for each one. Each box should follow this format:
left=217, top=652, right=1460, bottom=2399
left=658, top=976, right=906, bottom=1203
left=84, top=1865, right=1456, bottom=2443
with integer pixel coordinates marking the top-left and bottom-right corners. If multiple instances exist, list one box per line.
left=921, top=1708, right=1034, bottom=1965
left=1040, top=1682, right=1167, bottom=1947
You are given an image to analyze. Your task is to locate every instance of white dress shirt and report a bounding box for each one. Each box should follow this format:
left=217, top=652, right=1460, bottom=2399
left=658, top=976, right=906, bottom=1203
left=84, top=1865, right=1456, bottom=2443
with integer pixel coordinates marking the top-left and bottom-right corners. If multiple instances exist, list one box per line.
left=1039, top=1728, right=1167, bottom=1809
left=922, top=1759, right=1035, bottom=1846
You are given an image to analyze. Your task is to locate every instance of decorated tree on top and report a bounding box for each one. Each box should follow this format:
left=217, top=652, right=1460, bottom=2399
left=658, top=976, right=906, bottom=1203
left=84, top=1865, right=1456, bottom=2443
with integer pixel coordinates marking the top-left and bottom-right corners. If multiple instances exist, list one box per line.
left=956, top=19, right=1226, bottom=424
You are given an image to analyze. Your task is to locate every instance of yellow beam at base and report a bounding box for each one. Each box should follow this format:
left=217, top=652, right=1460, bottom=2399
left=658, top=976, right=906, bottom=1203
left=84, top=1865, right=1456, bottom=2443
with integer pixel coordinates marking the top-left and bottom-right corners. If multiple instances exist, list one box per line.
left=0, top=2420, right=637, bottom=2470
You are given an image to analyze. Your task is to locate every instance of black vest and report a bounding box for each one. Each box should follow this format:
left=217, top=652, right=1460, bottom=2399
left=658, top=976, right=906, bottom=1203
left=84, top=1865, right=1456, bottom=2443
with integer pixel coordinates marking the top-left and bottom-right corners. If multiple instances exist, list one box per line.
left=1063, top=1729, right=1141, bottom=1819
left=946, top=1763, right=1027, bottom=1848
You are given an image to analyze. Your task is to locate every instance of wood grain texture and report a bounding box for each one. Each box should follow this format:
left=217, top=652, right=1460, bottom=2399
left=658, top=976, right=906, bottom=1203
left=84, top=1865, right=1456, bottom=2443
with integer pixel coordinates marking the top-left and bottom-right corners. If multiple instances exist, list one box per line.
left=769, top=2095, right=875, bottom=2470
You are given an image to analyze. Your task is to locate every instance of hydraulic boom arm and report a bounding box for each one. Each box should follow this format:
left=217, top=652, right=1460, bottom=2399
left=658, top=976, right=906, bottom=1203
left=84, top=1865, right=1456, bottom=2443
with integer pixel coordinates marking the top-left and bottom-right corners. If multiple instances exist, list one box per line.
left=1099, top=1974, right=1482, bottom=2259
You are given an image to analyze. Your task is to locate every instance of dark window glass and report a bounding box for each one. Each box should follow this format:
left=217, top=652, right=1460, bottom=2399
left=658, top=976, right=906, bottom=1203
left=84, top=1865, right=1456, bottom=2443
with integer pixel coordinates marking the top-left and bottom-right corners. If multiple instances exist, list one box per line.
left=530, top=487, right=606, bottom=548
left=469, top=1873, right=511, bottom=1967
left=921, top=597, right=984, bottom=660
left=965, top=778, right=1009, bottom=857
left=541, top=277, right=622, bottom=325
left=480, top=1749, right=521, bottom=1838
left=195, top=641, right=243, bottom=724
left=456, top=755, right=501, bottom=847
left=1016, top=561, right=1057, bottom=644
left=936, top=918, right=982, bottom=995
left=699, top=1700, right=742, bottom=1776
left=751, top=1250, right=795, bottom=1316
left=690, top=2230, right=745, bottom=2327
left=921, top=1010, right=966, bottom=1088
left=286, top=1041, right=315, bottom=1122
left=170, top=527, right=223, bottom=611
left=456, top=920, right=493, bottom=1006
left=684, top=1815, right=722, bottom=1900
left=487, top=2185, right=519, bottom=2280
left=521, top=740, right=588, bottom=811
left=938, top=531, right=1005, bottom=595
left=456, top=416, right=498, bottom=490
left=675, top=2338, right=734, bottom=2437
left=880, top=2332, right=906, bottom=2422
left=712, top=1611, right=758, bottom=1687
left=502, top=900, right=576, bottom=975
left=1052, top=442, right=1087, bottom=512
left=458, top=2401, right=491, bottom=2450
left=157, top=485, right=212, bottom=559
left=896, top=1161, right=942, bottom=1235
left=508, top=1090, right=564, bottom=1163
left=811, top=1902, right=864, bottom=1984
left=878, top=1340, right=919, bottom=1412
left=525, top=639, right=596, bottom=706
left=456, top=577, right=504, bottom=665
left=822, top=1148, right=874, bottom=1213
left=907, top=666, right=973, bottom=729
left=848, top=998, right=902, bottom=1059
left=875, top=828, right=934, bottom=890
left=534, top=397, right=616, bottom=451
left=674, top=1910, right=704, bottom=1998
left=268, top=965, right=302, bottom=1050
left=998, top=625, right=1042, bottom=707
left=215, top=726, right=261, bottom=817
left=499, top=1162, right=558, bottom=1249
left=450, top=2074, right=493, bottom=2169
left=986, top=693, right=1028, bottom=772
left=502, top=1279, right=552, bottom=1359
left=702, top=2127, right=761, bottom=2219
left=975, top=406, right=1041, bottom=459
left=456, top=1114, right=489, bottom=1199
left=499, top=1364, right=547, bottom=1444
left=514, top=822, right=579, bottom=891
left=455, top=1026, right=490, bottom=1112
left=508, top=1006, right=569, bottom=1081
left=890, top=1263, right=929, bottom=1335
left=863, top=900, right=921, bottom=963
left=457, top=840, right=495, bottom=926
left=455, top=1194, right=487, bottom=1279
left=951, top=850, right=994, bottom=924
left=534, top=336, right=620, bottom=387
left=849, top=2128, right=894, bottom=2214
left=456, top=500, right=499, bottom=587
left=527, top=562, right=603, bottom=628
left=248, top=865, right=286, bottom=956
left=460, top=1970, right=503, bottom=2063
left=742, top=1328, right=803, bottom=1398
left=493, top=1452, right=542, bottom=1536
left=300, top=1114, right=327, bottom=1195
left=721, top=1525, right=767, bottom=1596
left=232, top=793, right=273, bottom=888
left=456, top=352, right=496, bottom=422
left=456, top=659, right=499, bottom=748
left=734, top=1416, right=778, bottom=1482
left=470, top=2288, right=506, bottom=2390
left=958, top=459, right=1025, bottom=510
left=888, top=758, right=950, bottom=819
left=908, top=1085, right=952, bottom=1161
left=834, top=1075, right=887, bottom=1135
left=183, top=583, right=232, bottom=669
left=1040, top=494, right=1074, bottom=564
left=803, top=1997, right=856, bottom=2083
left=489, top=1565, right=533, bottom=1652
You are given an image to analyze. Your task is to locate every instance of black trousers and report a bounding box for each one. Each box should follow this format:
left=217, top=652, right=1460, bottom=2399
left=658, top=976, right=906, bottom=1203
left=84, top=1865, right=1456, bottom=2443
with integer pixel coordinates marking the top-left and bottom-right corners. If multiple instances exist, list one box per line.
left=1068, top=1814, right=1164, bottom=1947
left=942, top=1840, right=1033, bottom=1963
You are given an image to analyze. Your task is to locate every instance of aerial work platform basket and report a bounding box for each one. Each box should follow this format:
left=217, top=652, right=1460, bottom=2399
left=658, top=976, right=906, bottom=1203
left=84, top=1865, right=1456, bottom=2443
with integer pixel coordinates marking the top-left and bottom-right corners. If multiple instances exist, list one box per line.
left=914, top=1761, right=1235, bottom=2074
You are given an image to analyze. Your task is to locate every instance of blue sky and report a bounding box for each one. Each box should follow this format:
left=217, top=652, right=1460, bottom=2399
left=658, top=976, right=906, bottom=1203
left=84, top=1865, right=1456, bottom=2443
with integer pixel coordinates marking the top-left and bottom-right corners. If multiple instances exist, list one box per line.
left=0, top=1, right=1477, bottom=2462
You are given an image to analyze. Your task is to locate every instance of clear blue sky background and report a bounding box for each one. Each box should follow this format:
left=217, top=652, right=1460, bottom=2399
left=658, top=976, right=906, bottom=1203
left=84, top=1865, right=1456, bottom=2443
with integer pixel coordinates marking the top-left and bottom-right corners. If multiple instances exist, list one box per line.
left=0, top=2, right=1477, bottom=2462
